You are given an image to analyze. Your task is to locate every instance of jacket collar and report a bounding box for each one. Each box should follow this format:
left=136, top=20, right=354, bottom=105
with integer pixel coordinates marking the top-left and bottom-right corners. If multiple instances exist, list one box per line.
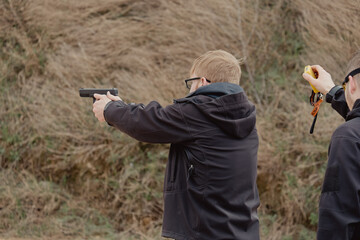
left=185, top=82, right=244, bottom=99
left=346, top=98, right=360, bottom=121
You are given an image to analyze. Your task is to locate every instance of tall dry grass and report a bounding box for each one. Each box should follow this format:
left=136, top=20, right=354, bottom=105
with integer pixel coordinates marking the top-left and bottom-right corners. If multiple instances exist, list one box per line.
left=1, top=0, right=360, bottom=239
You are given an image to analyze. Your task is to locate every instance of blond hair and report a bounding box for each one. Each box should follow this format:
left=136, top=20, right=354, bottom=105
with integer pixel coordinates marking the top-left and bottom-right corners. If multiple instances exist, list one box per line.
left=346, top=50, right=360, bottom=80
left=190, top=50, right=241, bottom=85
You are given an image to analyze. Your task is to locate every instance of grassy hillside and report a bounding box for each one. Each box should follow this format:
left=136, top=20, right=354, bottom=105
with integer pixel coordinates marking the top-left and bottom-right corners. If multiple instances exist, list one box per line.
left=1, top=0, right=359, bottom=239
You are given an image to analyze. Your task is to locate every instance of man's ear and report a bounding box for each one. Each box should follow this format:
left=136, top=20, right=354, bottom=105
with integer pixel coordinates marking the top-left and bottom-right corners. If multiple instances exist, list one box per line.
left=200, top=77, right=210, bottom=86
left=349, top=76, right=357, bottom=94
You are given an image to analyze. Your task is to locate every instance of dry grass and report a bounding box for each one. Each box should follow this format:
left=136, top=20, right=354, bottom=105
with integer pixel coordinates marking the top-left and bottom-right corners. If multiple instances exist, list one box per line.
left=0, top=169, right=118, bottom=239
left=1, top=0, right=360, bottom=239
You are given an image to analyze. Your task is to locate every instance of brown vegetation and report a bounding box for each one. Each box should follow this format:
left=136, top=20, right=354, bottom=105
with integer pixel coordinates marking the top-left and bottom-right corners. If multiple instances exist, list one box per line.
left=1, top=0, right=359, bottom=239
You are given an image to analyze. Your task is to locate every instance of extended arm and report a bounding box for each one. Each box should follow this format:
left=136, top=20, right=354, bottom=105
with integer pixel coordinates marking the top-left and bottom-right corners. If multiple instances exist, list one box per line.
left=103, top=100, right=192, bottom=144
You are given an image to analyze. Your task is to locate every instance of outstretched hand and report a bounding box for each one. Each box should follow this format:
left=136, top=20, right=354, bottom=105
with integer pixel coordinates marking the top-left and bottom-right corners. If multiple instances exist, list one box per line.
left=93, top=91, right=122, bottom=122
left=302, top=65, right=335, bottom=95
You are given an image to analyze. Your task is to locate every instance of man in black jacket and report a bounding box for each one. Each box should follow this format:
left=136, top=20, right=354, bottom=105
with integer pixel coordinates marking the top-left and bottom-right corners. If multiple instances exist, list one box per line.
left=92, top=50, right=260, bottom=239
left=302, top=50, right=360, bottom=240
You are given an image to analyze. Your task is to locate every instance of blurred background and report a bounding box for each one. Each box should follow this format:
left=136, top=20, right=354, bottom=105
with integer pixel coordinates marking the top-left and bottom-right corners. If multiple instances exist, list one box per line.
left=1, top=0, right=359, bottom=239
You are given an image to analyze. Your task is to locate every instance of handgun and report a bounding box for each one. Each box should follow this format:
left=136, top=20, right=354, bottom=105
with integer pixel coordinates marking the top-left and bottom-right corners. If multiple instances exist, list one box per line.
left=304, top=65, right=319, bottom=93
left=79, top=88, right=119, bottom=103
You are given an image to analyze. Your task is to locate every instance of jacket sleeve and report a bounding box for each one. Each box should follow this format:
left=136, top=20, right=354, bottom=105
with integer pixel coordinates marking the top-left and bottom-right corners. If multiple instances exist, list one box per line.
left=317, top=134, right=360, bottom=239
left=326, top=87, right=349, bottom=119
left=103, top=100, right=192, bottom=144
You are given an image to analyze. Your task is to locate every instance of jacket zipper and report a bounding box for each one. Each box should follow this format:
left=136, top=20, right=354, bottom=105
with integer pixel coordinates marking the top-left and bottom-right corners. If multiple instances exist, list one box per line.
left=184, top=148, right=195, bottom=181
left=187, top=164, right=194, bottom=181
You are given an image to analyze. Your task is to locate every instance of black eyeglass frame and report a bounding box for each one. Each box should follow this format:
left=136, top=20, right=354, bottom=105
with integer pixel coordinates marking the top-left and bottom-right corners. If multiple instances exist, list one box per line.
left=184, top=77, right=211, bottom=89
left=342, top=67, right=360, bottom=90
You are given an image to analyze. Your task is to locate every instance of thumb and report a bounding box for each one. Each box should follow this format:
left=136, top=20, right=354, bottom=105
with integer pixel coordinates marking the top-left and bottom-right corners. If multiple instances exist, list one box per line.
left=107, top=91, right=121, bottom=101
left=302, top=73, right=316, bottom=84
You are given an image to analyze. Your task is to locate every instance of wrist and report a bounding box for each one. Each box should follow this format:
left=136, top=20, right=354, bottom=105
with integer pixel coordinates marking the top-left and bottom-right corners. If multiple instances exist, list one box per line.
left=104, top=100, right=113, bottom=112
left=324, top=84, right=336, bottom=95
left=325, top=85, right=342, bottom=103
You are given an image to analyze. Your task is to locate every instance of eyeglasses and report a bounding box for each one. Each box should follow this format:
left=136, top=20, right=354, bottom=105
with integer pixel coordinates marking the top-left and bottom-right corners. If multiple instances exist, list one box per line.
left=342, top=67, right=360, bottom=91
left=184, top=77, right=211, bottom=89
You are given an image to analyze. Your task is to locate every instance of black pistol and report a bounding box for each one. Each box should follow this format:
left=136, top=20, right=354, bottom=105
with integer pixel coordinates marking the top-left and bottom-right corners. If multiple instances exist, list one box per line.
left=79, top=88, right=119, bottom=103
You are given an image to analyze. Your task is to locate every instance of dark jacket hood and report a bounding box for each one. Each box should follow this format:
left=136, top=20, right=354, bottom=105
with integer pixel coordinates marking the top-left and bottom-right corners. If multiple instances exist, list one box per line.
left=175, top=82, right=256, bottom=138
left=346, top=99, right=360, bottom=121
